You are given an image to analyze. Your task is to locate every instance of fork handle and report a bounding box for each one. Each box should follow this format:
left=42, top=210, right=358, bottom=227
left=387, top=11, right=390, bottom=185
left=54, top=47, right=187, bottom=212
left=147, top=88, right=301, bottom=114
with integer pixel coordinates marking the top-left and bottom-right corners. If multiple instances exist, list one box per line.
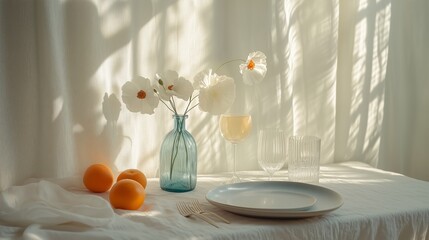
left=192, top=213, right=219, bottom=228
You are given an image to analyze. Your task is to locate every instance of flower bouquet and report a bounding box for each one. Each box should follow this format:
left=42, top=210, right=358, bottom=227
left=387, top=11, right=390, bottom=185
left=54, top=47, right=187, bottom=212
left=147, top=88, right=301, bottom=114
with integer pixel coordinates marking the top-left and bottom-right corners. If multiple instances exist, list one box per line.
left=121, top=51, right=267, bottom=192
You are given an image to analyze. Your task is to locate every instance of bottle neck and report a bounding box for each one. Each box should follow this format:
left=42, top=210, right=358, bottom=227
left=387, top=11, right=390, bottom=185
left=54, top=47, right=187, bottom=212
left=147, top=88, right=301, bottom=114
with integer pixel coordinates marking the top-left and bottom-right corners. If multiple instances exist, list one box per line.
left=173, top=115, right=187, bottom=131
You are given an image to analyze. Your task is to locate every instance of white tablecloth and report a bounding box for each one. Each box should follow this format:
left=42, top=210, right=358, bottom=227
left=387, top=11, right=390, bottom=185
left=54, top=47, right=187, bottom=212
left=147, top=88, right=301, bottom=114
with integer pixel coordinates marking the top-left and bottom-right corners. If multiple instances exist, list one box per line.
left=1, top=162, right=429, bottom=240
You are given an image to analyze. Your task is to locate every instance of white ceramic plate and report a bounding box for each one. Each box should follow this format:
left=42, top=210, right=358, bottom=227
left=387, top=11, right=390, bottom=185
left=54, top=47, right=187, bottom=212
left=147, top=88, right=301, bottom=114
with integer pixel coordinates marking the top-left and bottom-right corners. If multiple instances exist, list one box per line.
left=206, top=181, right=343, bottom=218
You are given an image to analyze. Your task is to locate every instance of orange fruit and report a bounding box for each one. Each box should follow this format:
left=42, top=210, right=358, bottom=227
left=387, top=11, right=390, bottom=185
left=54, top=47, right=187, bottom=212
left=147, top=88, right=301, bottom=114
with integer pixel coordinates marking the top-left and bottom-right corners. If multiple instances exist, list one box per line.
left=117, top=169, right=147, bottom=189
left=83, top=163, right=114, bottom=193
left=109, top=179, right=146, bottom=210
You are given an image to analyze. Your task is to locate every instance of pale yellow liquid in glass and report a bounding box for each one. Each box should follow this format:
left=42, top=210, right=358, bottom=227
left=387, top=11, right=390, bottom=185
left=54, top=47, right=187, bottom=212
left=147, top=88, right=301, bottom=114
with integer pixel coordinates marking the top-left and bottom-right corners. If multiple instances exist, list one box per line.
left=219, top=115, right=252, bottom=143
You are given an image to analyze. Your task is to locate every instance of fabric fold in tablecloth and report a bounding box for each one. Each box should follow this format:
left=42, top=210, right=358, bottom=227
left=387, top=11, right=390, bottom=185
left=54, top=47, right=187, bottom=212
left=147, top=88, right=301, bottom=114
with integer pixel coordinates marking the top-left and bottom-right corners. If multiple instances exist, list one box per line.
left=0, top=180, right=114, bottom=227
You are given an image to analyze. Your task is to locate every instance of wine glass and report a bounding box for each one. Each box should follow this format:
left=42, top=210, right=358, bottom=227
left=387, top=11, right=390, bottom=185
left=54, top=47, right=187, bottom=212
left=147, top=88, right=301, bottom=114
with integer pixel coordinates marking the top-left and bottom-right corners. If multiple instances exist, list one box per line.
left=219, top=114, right=252, bottom=183
left=257, top=129, right=287, bottom=181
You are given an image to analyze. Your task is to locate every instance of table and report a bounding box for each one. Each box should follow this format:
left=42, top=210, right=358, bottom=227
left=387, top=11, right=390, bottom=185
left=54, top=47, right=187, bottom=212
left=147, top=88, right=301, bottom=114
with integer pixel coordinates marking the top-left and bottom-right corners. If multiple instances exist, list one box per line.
left=1, top=161, right=429, bottom=239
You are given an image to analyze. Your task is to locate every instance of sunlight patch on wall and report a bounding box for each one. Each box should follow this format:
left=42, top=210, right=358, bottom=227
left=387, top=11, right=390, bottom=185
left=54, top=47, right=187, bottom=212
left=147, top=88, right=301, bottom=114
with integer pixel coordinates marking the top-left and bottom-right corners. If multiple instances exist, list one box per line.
left=347, top=0, right=391, bottom=165
left=99, top=1, right=131, bottom=39
left=363, top=1, right=390, bottom=165
left=358, top=0, right=368, bottom=11
left=72, top=124, right=84, bottom=133
left=347, top=8, right=367, bottom=156
left=52, top=97, right=64, bottom=121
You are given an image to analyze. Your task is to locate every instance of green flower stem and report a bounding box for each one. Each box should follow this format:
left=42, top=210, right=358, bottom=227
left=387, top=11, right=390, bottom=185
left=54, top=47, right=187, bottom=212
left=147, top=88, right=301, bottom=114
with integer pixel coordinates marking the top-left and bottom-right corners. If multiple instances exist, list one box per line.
left=170, top=97, right=178, bottom=114
left=158, top=98, right=176, bottom=113
left=183, top=94, right=194, bottom=115
left=184, top=104, right=199, bottom=115
left=169, top=116, right=188, bottom=181
left=180, top=129, right=189, bottom=186
left=183, top=94, right=199, bottom=115
left=215, top=59, right=246, bottom=72
left=169, top=127, right=181, bottom=180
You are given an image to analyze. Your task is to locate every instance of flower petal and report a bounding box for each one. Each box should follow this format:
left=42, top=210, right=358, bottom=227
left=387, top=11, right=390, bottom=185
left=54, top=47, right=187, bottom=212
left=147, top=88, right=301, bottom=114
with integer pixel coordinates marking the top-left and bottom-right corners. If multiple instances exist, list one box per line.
left=239, top=51, right=267, bottom=85
left=248, top=51, right=267, bottom=65
left=171, top=77, right=194, bottom=100
left=155, top=70, right=194, bottom=101
left=193, top=69, right=216, bottom=89
left=122, top=95, right=143, bottom=113
left=153, top=83, right=171, bottom=101
left=193, top=70, right=206, bottom=90
left=138, top=100, right=156, bottom=114
left=199, top=75, right=235, bottom=115
left=164, top=70, right=178, bottom=83
left=241, top=64, right=267, bottom=85
left=121, top=77, right=158, bottom=115
left=134, top=76, right=153, bottom=90
left=154, top=71, right=176, bottom=100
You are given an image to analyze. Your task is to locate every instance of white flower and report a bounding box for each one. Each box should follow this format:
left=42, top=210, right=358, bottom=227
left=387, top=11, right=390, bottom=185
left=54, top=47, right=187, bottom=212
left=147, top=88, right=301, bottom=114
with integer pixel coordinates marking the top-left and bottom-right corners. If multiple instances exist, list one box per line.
left=239, top=51, right=267, bottom=85
left=154, top=70, right=194, bottom=101
left=102, top=93, right=121, bottom=121
left=121, top=76, right=159, bottom=115
left=194, top=69, right=236, bottom=115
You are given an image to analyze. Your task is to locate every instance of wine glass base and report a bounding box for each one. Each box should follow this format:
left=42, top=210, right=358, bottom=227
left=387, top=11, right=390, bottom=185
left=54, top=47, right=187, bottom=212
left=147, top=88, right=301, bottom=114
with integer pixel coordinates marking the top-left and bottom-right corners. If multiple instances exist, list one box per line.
left=224, top=175, right=242, bottom=184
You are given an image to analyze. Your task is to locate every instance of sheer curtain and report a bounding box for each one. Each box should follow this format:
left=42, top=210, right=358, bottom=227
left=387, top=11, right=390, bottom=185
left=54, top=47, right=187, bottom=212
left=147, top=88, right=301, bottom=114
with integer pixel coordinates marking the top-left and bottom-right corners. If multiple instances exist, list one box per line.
left=1, top=0, right=428, bottom=191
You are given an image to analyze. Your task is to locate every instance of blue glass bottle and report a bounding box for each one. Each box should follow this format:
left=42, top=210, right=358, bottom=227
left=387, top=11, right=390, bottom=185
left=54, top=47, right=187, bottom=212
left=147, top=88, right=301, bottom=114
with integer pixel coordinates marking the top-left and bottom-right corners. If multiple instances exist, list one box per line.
left=160, top=115, right=197, bottom=192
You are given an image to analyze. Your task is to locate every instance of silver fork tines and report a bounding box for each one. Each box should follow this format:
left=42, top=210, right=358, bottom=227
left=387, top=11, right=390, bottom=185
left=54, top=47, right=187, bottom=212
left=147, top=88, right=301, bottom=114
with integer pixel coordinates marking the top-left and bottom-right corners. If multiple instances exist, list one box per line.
left=176, top=202, right=219, bottom=228
left=190, top=200, right=230, bottom=224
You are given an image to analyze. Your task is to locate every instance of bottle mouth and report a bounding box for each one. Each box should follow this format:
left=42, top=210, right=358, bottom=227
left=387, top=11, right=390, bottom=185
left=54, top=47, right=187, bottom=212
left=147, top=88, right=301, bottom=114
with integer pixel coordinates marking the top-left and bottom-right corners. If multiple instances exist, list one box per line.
left=172, top=114, right=188, bottom=118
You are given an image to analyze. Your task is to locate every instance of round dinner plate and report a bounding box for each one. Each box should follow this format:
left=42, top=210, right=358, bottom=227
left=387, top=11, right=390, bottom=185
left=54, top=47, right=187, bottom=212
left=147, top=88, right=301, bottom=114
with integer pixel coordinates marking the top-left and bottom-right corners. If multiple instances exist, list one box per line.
left=205, top=181, right=343, bottom=218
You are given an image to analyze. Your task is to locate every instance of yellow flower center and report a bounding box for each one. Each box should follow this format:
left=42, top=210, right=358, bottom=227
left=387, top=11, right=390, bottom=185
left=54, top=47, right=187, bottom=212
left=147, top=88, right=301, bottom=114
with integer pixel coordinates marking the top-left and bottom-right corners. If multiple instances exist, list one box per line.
left=137, top=90, right=146, bottom=99
left=247, top=59, right=255, bottom=70
left=168, top=85, right=174, bottom=90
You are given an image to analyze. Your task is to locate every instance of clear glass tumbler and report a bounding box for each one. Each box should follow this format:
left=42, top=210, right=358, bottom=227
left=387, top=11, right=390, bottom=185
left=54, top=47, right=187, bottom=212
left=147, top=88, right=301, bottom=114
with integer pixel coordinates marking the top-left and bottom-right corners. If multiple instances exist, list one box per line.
left=288, top=136, right=321, bottom=183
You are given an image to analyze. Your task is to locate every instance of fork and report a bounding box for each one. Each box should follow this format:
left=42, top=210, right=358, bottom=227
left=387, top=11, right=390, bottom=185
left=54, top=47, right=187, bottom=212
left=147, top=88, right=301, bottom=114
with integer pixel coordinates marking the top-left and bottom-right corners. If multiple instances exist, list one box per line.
left=189, top=200, right=230, bottom=224
left=176, top=202, right=219, bottom=228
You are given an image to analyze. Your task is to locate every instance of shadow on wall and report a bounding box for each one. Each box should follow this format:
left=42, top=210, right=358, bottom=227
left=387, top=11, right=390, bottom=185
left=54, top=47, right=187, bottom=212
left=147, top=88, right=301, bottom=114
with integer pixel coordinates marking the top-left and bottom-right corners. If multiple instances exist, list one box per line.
left=0, top=0, right=157, bottom=186
left=56, top=0, right=222, bottom=177
left=3, top=0, right=414, bottom=189
left=289, top=0, right=338, bottom=165
left=162, top=0, right=229, bottom=174
left=336, top=0, right=391, bottom=167
left=62, top=0, right=159, bottom=175
left=263, top=0, right=338, bottom=166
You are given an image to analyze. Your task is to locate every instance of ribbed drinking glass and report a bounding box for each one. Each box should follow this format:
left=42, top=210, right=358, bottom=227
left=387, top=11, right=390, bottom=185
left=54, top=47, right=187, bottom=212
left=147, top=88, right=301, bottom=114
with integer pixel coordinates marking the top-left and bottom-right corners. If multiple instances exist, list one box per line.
left=288, top=136, right=321, bottom=183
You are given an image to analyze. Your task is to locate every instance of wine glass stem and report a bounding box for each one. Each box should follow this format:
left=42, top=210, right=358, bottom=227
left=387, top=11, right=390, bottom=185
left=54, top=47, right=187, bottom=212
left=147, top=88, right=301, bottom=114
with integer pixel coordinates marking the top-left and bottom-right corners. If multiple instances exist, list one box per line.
left=232, top=143, right=237, bottom=178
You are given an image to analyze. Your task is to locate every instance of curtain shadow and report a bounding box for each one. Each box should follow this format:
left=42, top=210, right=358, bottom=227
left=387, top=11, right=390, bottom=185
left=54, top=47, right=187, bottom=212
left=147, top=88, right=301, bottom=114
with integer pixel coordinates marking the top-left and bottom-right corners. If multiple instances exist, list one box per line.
left=3, top=0, right=400, bottom=184
left=269, top=0, right=293, bottom=134
left=32, top=0, right=157, bottom=177
left=336, top=0, right=391, bottom=167
left=274, top=0, right=338, bottom=165
left=186, top=0, right=228, bottom=174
